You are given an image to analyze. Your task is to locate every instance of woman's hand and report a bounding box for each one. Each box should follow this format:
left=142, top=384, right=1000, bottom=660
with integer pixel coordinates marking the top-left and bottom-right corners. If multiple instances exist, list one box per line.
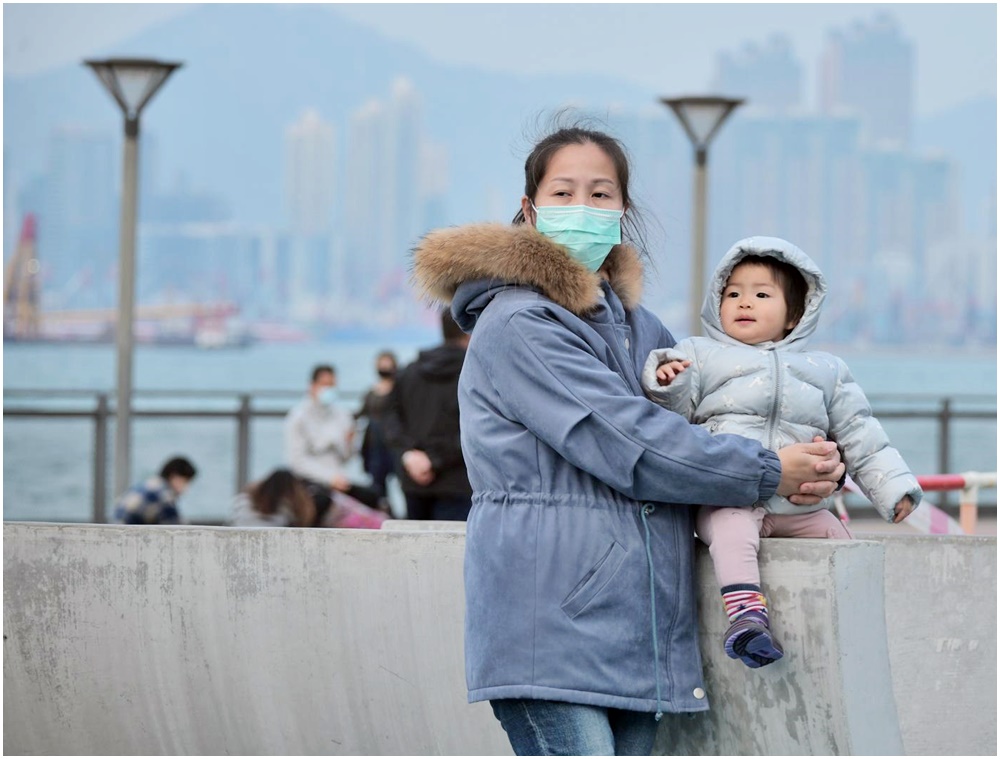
left=776, top=437, right=846, bottom=505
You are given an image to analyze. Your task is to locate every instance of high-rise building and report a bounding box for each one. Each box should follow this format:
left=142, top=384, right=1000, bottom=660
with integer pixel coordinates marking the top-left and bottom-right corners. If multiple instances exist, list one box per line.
left=387, top=77, right=422, bottom=269
left=342, top=78, right=447, bottom=321
left=712, top=111, right=866, bottom=333
left=283, top=109, right=337, bottom=313
left=419, top=140, right=449, bottom=233
left=711, top=111, right=960, bottom=343
left=344, top=98, right=389, bottom=303
left=819, top=13, right=914, bottom=148
left=711, top=35, right=802, bottom=113
left=39, top=126, right=117, bottom=307
left=285, top=109, right=336, bottom=237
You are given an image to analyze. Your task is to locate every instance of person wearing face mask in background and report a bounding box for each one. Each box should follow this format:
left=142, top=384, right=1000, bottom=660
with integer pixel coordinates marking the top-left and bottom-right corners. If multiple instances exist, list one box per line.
left=411, top=121, right=846, bottom=756
left=355, top=351, right=399, bottom=501
left=284, top=363, right=386, bottom=525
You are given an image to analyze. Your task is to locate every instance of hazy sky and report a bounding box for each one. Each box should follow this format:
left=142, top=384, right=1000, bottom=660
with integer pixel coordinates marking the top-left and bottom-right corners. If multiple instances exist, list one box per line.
left=3, top=3, right=997, bottom=116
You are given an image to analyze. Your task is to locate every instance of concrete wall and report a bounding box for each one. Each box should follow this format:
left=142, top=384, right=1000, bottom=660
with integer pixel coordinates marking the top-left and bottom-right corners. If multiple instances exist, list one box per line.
left=3, top=523, right=995, bottom=755
left=656, top=534, right=997, bottom=756
left=874, top=534, right=997, bottom=755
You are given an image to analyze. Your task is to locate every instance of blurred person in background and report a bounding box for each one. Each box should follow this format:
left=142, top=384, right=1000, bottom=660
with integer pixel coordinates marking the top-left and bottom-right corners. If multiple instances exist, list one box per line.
left=229, top=468, right=316, bottom=527
left=383, top=310, right=473, bottom=521
left=285, top=364, right=385, bottom=524
left=230, top=467, right=387, bottom=530
left=355, top=350, right=399, bottom=500
left=111, top=456, right=197, bottom=525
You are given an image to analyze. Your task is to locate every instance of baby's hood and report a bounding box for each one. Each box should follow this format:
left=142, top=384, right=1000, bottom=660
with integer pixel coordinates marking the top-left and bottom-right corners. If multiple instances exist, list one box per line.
left=701, top=236, right=826, bottom=350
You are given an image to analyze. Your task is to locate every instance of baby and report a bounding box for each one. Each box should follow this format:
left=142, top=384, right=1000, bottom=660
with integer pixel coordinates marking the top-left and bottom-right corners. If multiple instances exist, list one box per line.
left=642, top=236, right=922, bottom=668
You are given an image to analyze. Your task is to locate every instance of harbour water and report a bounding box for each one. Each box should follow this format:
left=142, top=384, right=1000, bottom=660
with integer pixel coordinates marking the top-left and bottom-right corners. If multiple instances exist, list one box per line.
left=3, top=340, right=997, bottom=523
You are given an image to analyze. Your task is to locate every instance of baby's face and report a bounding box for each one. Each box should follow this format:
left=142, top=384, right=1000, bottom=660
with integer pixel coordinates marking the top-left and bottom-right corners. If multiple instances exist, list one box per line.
left=720, top=263, right=796, bottom=345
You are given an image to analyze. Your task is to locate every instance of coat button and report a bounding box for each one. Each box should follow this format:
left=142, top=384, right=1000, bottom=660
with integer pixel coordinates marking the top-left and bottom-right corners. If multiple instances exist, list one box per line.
left=693, top=688, right=706, bottom=699
left=624, top=337, right=630, bottom=349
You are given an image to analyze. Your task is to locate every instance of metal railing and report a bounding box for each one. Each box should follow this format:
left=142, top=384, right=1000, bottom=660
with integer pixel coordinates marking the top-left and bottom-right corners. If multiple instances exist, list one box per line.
left=4, top=389, right=997, bottom=524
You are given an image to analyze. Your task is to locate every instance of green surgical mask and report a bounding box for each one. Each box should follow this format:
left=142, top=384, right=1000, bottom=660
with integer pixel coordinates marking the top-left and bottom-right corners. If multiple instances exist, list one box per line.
left=532, top=204, right=623, bottom=272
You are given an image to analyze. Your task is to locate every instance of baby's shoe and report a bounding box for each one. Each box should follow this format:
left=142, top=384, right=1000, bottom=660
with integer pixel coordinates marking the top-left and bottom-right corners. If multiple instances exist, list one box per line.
left=723, top=610, right=784, bottom=668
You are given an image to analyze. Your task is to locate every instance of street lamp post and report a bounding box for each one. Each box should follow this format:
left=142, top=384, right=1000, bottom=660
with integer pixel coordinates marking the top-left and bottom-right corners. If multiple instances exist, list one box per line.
left=84, top=57, right=182, bottom=510
left=660, top=95, right=744, bottom=336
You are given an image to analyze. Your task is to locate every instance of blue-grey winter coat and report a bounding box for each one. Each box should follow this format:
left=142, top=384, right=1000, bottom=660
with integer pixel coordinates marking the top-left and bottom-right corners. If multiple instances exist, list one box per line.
left=641, top=236, right=922, bottom=521
left=412, top=223, right=785, bottom=715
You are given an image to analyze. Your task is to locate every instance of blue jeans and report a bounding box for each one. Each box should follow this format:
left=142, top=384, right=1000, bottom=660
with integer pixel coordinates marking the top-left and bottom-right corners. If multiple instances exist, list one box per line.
left=490, top=699, right=659, bottom=756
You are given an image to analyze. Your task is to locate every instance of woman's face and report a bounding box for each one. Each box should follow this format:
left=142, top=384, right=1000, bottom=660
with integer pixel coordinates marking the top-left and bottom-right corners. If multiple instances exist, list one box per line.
left=521, top=142, right=624, bottom=226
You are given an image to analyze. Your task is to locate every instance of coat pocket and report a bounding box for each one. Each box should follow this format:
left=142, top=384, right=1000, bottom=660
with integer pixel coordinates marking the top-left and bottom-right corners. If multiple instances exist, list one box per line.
left=560, top=541, right=626, bottom=619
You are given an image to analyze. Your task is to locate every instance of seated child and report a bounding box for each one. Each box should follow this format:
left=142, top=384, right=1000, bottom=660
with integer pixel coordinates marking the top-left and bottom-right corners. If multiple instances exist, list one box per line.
left=641, top=236, right=922, bottom=668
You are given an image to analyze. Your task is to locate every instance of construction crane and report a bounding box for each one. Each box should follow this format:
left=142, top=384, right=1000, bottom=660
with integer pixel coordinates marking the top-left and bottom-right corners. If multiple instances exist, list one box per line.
left=3, top=214, right=41, bottom=339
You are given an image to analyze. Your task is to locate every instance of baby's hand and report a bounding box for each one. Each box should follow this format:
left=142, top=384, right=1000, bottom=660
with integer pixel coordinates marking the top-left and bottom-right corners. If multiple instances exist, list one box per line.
left=893, top=495, right=915, bottom=524
left=656, top=359, right=691, bottom=386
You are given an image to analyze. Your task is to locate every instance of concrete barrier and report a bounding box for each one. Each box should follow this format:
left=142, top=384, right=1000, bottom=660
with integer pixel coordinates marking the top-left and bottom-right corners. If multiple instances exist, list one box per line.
left=657, top=539, right=903, bottom=755
left=864, top=534, right=997, bottom=756
left=3, top=523, right=995, bottom=755
left=3, top=523, right=508, bottom=755
left=380, top=519, right=467, bottom=532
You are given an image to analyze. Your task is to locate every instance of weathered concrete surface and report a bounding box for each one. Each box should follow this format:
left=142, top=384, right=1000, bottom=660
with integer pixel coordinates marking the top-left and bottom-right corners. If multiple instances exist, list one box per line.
left=656, top=539, right=903, bottom=755
left=3, top=523, right=509, bottom=755
left=380, top=519, right=468, bottom=532
left=4, top=523, right=994, bottom=755
left=866, top=534, right=997, bottom=756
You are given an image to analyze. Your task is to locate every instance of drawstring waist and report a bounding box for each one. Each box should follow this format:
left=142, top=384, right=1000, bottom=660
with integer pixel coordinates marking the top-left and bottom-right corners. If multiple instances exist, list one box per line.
left=640, top=503, right=664, bottom=721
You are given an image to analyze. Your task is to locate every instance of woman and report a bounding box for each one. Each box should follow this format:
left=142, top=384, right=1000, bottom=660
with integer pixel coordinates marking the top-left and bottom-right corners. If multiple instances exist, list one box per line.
left=411, top=124, right=844, bottom=755
left=230, top=468, right=315, bottom=527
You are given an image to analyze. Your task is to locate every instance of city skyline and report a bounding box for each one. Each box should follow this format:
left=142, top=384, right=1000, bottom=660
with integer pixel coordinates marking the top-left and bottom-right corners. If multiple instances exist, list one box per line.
left=2, top=3, right=996, bottom=348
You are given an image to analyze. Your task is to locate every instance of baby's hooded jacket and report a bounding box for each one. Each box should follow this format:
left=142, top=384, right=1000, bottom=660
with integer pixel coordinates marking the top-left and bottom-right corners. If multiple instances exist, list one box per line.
left=642, top=236, right=923, bottom=520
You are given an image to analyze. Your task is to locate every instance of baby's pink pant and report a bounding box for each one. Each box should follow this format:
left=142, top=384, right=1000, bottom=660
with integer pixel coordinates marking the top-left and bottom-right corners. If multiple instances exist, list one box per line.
left=696, top=505, right=853, bottom=588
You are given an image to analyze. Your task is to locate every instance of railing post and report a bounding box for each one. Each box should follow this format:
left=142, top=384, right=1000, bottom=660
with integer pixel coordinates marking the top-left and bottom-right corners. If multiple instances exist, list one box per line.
left=938, top=398, right=951, bottom=477
left=236, top=394, right=251, bottom=493
left=93, top=393, right=109, bottom=523
left=959, top=482, right=979, bottom=535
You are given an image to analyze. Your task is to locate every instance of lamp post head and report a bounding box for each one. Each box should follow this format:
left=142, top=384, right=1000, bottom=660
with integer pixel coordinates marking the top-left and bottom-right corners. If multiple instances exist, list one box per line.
left=660, top=95, right=745, bottom=157
left=84, top=57, right=183, bottom=133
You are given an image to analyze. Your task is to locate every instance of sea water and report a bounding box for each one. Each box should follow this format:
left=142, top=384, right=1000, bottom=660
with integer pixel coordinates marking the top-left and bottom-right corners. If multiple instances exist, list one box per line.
left=3, top=340, right=996, bottom=522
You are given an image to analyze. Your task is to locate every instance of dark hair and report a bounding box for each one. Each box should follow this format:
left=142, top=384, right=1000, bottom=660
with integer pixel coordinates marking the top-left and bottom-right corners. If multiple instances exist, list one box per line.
left=441, top=309, right=465, bottom=342
left=375, top=350, right=397, bottom=368
left=160, top=456, right=197, bottom=481
left=734, top=254, right=809, bottom=328
left=248, top=468, right=316, bottom=527
left=311, top=364, right=335, bottom=383
left=511, top=121, right=649, bottom=256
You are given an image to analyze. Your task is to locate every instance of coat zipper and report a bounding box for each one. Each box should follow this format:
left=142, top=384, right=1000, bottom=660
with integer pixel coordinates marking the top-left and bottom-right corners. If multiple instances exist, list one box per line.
left=765, top=350, right=782, bottom=450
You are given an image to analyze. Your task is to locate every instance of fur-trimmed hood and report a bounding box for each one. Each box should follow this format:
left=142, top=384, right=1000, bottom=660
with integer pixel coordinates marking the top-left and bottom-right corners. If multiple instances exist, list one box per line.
left=412, top=223, right=644, bottom=320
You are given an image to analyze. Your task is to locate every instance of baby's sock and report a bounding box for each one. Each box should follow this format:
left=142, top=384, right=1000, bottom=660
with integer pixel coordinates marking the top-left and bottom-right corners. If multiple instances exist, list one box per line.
left=721, top=583, right=768, bottom=623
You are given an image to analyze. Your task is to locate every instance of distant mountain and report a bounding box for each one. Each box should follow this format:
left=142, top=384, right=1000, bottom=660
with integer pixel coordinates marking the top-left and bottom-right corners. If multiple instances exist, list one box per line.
left=4, top=4, right=994, bottom=236
left=913, top=95, right=997, bottom=235
left=3, top=3, right=662, bottom=227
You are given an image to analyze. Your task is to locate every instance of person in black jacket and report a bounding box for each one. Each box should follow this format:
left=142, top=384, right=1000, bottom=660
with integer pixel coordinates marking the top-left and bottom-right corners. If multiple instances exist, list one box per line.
left=383, top=309, right=473, bottom=520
